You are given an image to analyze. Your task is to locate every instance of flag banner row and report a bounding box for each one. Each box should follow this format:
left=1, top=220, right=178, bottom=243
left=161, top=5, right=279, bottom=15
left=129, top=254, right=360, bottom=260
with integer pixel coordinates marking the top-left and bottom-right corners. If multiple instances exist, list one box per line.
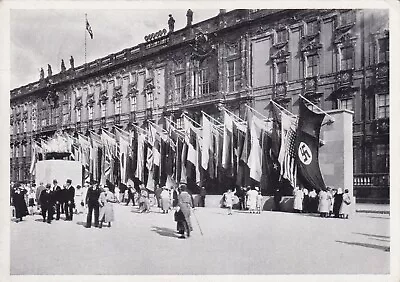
left=29, top=99, right=328, bottom=193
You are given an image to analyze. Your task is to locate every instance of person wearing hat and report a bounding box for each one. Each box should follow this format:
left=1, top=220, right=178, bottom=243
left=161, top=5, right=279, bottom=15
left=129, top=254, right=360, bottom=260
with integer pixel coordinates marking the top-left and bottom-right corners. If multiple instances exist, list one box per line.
left=160, top=186, right=170, bottom=214
left=39, top=184, right=54, bottom=224
left=85, top=183, right=101, bottom=228
left=64, top=179, right=75, bottom=221
left=333, top=187, right=344, bottom=218
left=11, top=184, right=28, bottom=223
left=52, top=179, right=63, bottom=220
left=176, top=184, right=194, bottom=238
left=98, top=184, right=116, bottom=228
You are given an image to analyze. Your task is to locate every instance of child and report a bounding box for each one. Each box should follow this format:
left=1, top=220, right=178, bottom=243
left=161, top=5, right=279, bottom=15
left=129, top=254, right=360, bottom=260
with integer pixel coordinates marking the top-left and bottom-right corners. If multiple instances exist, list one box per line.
left=256, top=190, right=263, bottom=214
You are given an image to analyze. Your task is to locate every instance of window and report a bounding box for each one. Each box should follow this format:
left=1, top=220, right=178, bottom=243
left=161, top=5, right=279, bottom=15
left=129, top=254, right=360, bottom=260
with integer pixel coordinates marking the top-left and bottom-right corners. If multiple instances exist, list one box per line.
left=22, top=144, right=26, bottom=157
left=227, top=59, right=242, bottom=92
left=276, top=61, right=287, bottom=83
left=306, top=54, right=319, bottom=77
left=63, top=105, right=69, bottom=124
left=339, top=98, right=353, bottom=111
left=76, top=108, right=81, bottom=122
left=41, top=117, right=47, bottom=127
left=146, top=91, right=154, bottom=109
left=130, top=96, right=137, bottom=112
left=16, top=122, right=20, bottom=134
left=101, top=80, right=107, bottom=92
left=340, top=11, right=356, bottom=26
left=22, top=120, right=27, bottom=132
left=174, top=73, right=186, bottom=101
left=376, top=144, right=389, bottom=173
left=306, top=20, right=319, bottom=35
left=88, top=106, right=94, bottom=120
left=90, top=85, right=95, bottom=95
left=378, top=37, right=389, bottom=63
left=116, top=77, right=122, bottom=88
left=198, top=68, right=210, bottom=96
left=32, top=118, right=37, bottom=131
left=10, top=124, right=13, bottom=135
left=23, top=104, right=27, bottom=112
left=175, top=117, right=183, bottom=130
left=114, top=99, right=122, bottom=115
left=276, top=30, right=288, bottom=43
left=15, top=145, right=19, bottom=158
left=100, top=103, right=106, bottom=118
left=340, top=46, right=354, bottom=70
left=377, top=94, right=389, bottom=119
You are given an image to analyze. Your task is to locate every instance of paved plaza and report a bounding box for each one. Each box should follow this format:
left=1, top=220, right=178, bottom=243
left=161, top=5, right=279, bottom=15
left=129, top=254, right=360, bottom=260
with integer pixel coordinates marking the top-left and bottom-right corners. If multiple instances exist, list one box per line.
left=10, top=203, right=390, bottom=275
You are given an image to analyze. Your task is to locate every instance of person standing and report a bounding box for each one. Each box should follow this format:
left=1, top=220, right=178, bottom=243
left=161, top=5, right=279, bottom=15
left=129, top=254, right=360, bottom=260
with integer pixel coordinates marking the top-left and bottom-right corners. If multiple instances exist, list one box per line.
left=273, top=186, right=282, bottom=212
left=302, top=187, right=309, bottom=213
left=168, top=14, right=175, bottom=33
left=328, top=188, right=335, bottom=217
left=333, top=188, right=344, bottom=218
left=27, top=187, right=36, bottom=215
left=235, top=186, right=245, bottom=210
left=223, top=188, right=236, bottom=215
left=308, top=188, right=318, bottom=213
left=64, top=179, right=75, bottom=221
left=340, top=189, right=351, bottom=219
left=85, top=183, right=101, bottom=228
left=35, top=182, right=45, bottom=213
left=98, top=185, right=116, bottom=228
left=125, top=184, right=136, bottom=206
left=52, top=180, right=63, bottom=220
left=160, top=187, right=170, bottom=214
left=199, top=186, right=206, bottom=207
left=256, top=190, right=263, bottom=214
left=293, top=186, right=304, bottom=213
left=40, top=184, right=54, bottom=224
left=12, top=185, right=28, bottom=222
left=172, top=186, right=179, bottom=208
left=74, top=185, right=84, bottom=214
left=247, top=187, right=258, bottom=214
left=177, top=184, right=194, bottom=239
left=318, top=189, right=330, bottom=218
left=155, top=184, right=163, bottom=209
left=114, top=185, right=120, bottom=203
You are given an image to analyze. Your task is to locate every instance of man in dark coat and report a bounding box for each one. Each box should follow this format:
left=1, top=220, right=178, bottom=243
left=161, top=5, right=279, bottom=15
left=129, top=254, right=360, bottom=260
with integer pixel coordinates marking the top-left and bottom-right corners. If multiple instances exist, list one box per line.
left=52, top=179, right=63, bottom=220
left=12, top=185, right=28, bottom=222
left=235, top=186, right=245, bottom=210
left=64, top=179, right=75, bottom=221
left=40, top=184, right=54, bottom=224
left=155, top=184, right=163, bottom=208
left=125, top=183, right=136, bottom=206
left=273, top=185, right=283, bottom=212
left=85, top=183, right=101, bottom=228
left=35, top=182, right=45, bottom=212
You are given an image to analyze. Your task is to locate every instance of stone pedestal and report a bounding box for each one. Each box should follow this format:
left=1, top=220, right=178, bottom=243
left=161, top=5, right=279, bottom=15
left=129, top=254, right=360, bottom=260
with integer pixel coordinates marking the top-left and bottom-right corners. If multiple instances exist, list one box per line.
left=319, top=109, right=354, bottom=213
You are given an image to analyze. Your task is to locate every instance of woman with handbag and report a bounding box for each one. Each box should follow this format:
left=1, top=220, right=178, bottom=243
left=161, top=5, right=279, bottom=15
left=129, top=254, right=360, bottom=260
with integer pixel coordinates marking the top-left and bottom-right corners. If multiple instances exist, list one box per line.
left=98, top=185, right=117, bottom=228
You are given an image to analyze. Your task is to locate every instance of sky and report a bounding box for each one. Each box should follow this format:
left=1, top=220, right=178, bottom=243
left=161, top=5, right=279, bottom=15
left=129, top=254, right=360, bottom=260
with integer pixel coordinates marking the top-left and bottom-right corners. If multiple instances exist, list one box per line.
left=10, top=9, right=220, bottom=89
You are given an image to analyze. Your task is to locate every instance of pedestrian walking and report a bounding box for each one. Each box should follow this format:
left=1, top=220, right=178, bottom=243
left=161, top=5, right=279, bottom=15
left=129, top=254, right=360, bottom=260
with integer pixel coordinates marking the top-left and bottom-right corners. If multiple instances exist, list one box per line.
left=52, top=180, right=63, bottom=220
left=98, top=185, right=117, bottom=228
left=340, top=189, right=351, bottom=219
left=236, top=186, right=246, bottom=210
left=125, top=184, right=136, bottom=206
left=114, top=185, right=120, bottom=203
left=85, top=183, right=101, bottom=228
left=199, top=186, right=206, bottom=207
left=309, top=188, right=318, bottom=213
left=12, top=185, right=28, bottom=222
left=273, top=186, right=282, bottom=211
left=328, top=188, right=335, bottom=217
left=223, top=188, right=236, bottom=215
left=64, top=179, right=75, bottom=221
left=160, top=187, right=170, bottom=213
left=139, top=186, right=150, bottom=213
left=155, top=184, right=163, bottom=209
left=35, top=182, right=45, bottom=213
left=176, top=184, right=194, bottom=239
left=39, top=184, right=54, bottom=224
left=302, top=187, right=309, bottom=213
left=28, top=186, right=36, bottom=215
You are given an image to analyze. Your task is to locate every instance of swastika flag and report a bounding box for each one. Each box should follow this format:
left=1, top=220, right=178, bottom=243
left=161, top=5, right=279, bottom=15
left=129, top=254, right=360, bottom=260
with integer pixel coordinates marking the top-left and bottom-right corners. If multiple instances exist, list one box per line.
left=295, top=99, right=326, bottom=191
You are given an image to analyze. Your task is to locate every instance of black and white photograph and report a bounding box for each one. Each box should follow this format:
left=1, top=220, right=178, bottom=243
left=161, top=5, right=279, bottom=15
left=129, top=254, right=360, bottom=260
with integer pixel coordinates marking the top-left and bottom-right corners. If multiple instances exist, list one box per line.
left=1, top=1, right=399, bottom=280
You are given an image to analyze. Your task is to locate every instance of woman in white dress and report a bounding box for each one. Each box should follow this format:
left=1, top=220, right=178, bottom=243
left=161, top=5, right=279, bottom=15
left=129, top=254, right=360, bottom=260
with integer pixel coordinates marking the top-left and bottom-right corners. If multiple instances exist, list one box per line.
left=246, top=187, right=258, bottom=214
left=293, top=186, right=304, bottom=213
left=74, top=185, right=85, bottom=214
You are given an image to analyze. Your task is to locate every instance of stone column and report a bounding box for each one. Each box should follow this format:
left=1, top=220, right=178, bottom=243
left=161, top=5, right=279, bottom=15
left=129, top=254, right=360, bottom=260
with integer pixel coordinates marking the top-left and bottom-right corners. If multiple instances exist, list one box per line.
left=319, top=109, right=354, bottom=213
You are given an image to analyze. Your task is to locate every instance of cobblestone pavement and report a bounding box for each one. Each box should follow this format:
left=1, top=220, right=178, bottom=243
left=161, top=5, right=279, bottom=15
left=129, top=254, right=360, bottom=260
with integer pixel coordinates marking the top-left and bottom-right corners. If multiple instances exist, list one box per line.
left=10, top=204, right=390, bottom=275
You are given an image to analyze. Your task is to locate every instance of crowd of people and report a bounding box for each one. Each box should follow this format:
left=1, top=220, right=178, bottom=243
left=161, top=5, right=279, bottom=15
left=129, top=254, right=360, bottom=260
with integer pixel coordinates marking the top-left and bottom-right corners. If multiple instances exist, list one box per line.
left=10, top=180, right=196, bottom=239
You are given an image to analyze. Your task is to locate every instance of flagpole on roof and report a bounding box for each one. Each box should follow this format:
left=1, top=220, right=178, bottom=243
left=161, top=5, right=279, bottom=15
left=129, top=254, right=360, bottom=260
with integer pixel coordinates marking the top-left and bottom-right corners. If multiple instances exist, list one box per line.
left=298, top=94, right=335, bottom=123
left=85, top=13, right=87, bottom=65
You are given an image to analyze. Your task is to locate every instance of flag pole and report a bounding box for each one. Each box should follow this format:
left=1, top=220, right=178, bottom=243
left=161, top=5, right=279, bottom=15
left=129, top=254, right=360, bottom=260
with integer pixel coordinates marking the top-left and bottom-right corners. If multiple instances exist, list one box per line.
left=220, top=106, right=246, bottom=123
left=182, top=113, right=201, bottom=128
left=270, top=99, right=296, bottom=118
left=201, top=111, right=224, bottom=134
left=298, top=94, right=335, bottom=122
left=84, top=13, right=87, bottom=65
left=245, top=104, right=273, bottom=122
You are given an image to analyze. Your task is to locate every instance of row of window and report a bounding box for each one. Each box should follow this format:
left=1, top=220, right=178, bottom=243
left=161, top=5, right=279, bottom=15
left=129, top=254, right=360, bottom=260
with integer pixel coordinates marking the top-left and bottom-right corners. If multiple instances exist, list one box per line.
left=338, top=93, right=389, bottom=119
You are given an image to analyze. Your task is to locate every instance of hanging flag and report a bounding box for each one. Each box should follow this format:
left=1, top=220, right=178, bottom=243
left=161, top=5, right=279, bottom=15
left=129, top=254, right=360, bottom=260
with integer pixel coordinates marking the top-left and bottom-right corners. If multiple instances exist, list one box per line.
left=29, top=141, right=38, bottom=175
left=135, top=132, right=145, bottom=182
left=118, top=134, right=130, bottom=185
left=86, top=18, right=93, bottom=39
left=222, top=112, right=233, bottom=170
left=278, top=113, right=298, bottom=188
left=201, top=114, right=212, bottom=170
left=295, top=99, right=327, bottom=191
left=247, top=116, right=263, bottom=182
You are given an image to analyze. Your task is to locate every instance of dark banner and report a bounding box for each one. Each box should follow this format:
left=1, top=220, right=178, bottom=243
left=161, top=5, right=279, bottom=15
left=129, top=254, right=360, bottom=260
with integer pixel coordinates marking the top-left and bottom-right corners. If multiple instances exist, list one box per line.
left=295, top=99, right=326, bottom=191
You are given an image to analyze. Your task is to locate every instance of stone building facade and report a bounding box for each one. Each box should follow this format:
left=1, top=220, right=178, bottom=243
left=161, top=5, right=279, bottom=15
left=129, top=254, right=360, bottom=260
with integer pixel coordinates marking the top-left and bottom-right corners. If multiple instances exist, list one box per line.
left=10, top=9, right=389, bottom=201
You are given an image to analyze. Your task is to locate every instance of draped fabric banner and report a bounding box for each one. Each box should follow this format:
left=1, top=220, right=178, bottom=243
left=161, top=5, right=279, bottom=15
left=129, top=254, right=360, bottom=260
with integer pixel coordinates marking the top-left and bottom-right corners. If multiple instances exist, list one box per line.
left=295, top=99, right=326, bottom=191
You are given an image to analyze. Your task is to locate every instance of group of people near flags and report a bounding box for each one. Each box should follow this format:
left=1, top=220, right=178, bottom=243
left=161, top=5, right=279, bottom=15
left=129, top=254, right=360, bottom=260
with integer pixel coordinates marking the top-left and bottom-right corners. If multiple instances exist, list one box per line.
left=293, top=186, right=351, bottom=219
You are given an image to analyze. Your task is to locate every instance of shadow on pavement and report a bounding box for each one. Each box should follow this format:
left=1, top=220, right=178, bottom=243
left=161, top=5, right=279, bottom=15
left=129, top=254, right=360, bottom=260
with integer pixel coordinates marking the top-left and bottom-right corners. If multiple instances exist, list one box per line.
left=353, top=232, right=390, bottom=239
left=367, top=216, right=390, bottom=220
left=336, top=240, right=390, bottom=252
left=151, top=226, right=178, bottom=238
left=76, top=221, right=87, bottom=227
